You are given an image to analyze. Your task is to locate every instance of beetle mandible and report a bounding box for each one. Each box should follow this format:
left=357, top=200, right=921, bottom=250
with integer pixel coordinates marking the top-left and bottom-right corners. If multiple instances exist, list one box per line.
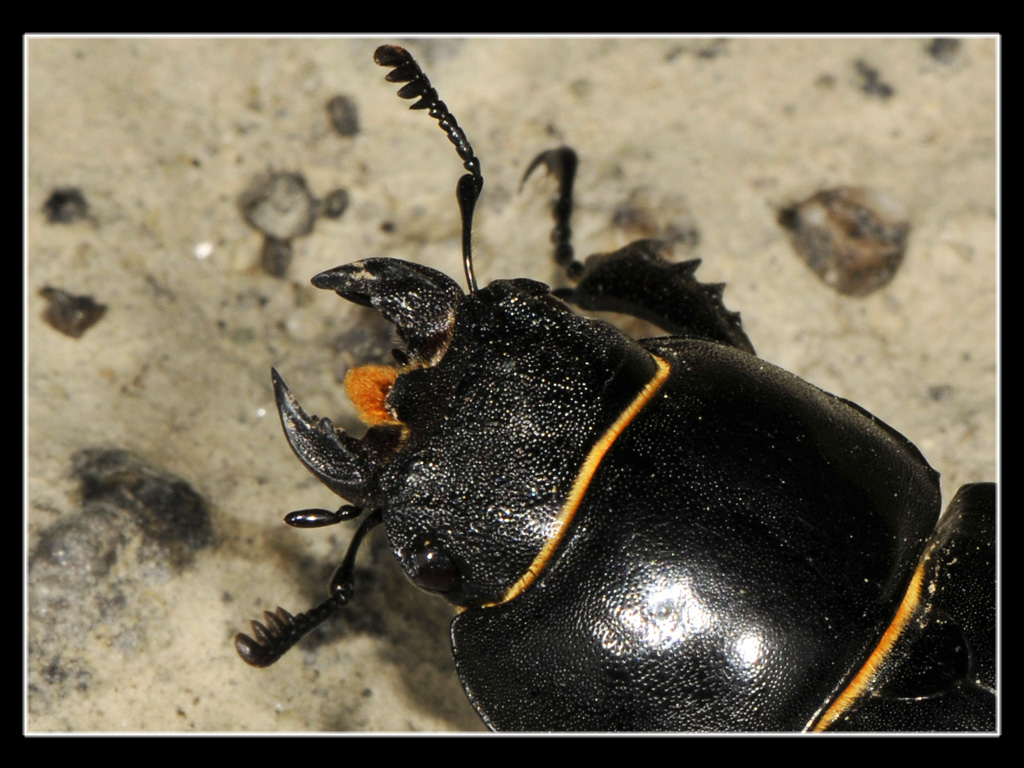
left=236, top=44, right=996, bottom=732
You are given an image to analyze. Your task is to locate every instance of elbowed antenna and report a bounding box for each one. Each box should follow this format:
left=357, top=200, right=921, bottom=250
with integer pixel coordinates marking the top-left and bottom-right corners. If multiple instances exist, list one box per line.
left=235, top=509, right=383, bottom=667
left=374, top=44, right=483, bottom=294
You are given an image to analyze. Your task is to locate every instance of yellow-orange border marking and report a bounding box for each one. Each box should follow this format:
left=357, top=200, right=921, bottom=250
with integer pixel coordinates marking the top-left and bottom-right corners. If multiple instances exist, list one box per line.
left=484, top=355, right=672, bottom=608
left=810, top=560, right=926, bottom=731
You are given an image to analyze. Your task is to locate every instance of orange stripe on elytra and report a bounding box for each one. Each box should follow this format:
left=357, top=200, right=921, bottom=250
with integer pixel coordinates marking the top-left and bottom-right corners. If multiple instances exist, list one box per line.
left=484, top=355, right=672, bottom=608
left=809, top=560, right=926, bottom=732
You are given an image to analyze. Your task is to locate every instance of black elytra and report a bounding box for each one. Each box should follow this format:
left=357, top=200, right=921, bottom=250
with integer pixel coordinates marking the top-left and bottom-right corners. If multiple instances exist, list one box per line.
left=236, top=45, right=996, bottom=732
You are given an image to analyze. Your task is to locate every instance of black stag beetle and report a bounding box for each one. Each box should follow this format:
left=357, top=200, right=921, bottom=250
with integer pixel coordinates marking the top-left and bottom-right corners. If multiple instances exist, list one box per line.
left=236, top=44, right=996, bottom=732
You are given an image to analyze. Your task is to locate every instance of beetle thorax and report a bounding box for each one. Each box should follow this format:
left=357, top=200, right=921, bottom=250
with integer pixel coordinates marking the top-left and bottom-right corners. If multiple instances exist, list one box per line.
left=379, top=279, right=661, bottom=607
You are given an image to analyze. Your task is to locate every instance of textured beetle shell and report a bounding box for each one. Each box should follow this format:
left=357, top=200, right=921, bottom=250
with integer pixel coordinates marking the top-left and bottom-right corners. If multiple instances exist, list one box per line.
left=378, top=278, right=661, bottom=607
left=448, top=332, right=941, bottom=731
left=267, top=255, right=992, bottom=731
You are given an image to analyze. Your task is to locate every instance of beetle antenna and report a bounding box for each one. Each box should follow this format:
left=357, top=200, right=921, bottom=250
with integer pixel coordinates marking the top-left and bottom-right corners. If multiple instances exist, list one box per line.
left=374, top=44, right=482, bottom=294
left=235, top=509, right=383, bottom=667
left=521, top=147, right=584, bottom=281
left=283, top=504, right=361, bottom=528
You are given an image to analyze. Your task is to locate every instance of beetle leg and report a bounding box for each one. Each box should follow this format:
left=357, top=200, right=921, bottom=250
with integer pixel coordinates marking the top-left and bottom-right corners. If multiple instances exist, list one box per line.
left=522, top=147, right=580, bottom=278
left=273, top=369, right=383, bottom=506
left=524, top=148, right=754, bottom=354
left=312, top=259, right=462, bottom=367
left=565, top=241, right=756, bottom=354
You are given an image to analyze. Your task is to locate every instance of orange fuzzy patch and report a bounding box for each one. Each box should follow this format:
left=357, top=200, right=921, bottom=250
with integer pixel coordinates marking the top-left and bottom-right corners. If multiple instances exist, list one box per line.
left=344, top=365, right=400, bottom=425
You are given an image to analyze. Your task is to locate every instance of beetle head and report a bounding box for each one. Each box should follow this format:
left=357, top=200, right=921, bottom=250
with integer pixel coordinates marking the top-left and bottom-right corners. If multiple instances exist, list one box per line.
left=276, top=258, right=658, bottom=607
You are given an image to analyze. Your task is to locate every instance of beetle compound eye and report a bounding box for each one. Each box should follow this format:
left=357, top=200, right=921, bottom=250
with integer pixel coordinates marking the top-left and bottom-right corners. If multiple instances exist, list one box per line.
left=410, top=538, right=461, bottom=595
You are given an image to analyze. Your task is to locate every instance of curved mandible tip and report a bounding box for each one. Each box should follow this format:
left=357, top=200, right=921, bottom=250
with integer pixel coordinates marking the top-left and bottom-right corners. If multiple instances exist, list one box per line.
left=271, top=369, right=376, bottom=500
left=312, top=259, right=463, bottom=366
